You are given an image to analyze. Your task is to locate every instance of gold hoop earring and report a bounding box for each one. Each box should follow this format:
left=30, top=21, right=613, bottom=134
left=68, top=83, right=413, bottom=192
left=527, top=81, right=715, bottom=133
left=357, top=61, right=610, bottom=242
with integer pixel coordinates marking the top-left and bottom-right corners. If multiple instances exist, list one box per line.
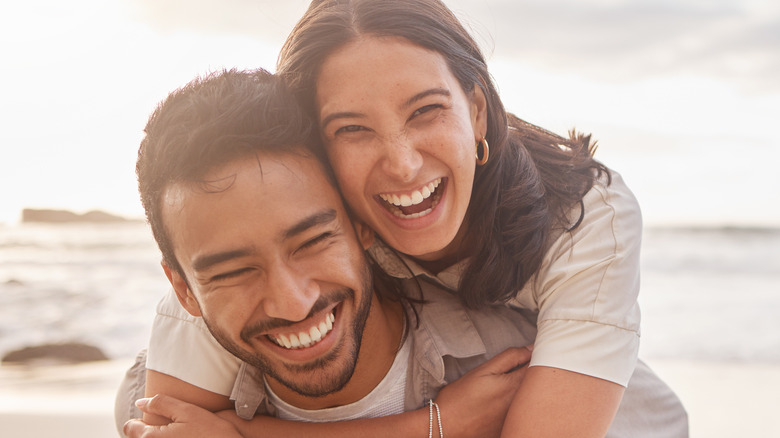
left=475, top=137, right=489, bottom=166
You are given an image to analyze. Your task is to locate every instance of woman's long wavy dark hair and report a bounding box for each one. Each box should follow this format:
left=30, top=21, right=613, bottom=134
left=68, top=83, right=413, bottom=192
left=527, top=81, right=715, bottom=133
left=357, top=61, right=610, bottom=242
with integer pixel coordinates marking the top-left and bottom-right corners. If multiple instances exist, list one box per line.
left=278, top=0, right=608, bottom=307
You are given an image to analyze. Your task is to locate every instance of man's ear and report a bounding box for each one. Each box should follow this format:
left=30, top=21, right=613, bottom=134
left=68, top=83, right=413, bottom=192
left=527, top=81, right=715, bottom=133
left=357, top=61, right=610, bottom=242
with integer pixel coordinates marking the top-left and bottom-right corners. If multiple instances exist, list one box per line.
left=162, top=262, right=202, bottom=317
left=470, top=82, right=488, bottom=141
left=352, top=220, right=375, bottom=250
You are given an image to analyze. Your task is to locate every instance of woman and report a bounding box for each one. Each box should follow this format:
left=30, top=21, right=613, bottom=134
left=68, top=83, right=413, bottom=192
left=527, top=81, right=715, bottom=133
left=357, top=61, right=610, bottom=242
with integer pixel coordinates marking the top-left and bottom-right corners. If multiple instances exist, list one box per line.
left=275, top=0, right=685, bottom=436
left=127, top=1, right=687, bottom=437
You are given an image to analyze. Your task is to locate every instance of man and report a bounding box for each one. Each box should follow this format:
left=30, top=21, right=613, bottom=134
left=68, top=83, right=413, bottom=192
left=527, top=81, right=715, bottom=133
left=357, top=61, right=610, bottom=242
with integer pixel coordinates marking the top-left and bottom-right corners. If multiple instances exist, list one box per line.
left=119, top=68, right=536, bottom=437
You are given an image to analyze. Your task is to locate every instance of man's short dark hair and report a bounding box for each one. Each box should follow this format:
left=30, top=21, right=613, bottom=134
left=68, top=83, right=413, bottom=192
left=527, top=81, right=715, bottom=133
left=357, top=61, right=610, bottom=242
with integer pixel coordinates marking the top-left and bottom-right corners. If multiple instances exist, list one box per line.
left=137, top=69, right=317, bottom=277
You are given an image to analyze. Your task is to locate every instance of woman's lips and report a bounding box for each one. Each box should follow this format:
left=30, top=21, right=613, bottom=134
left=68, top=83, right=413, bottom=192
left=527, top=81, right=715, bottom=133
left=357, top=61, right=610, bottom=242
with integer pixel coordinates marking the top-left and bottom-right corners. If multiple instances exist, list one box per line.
left=376, top=177, right=445, bottom=218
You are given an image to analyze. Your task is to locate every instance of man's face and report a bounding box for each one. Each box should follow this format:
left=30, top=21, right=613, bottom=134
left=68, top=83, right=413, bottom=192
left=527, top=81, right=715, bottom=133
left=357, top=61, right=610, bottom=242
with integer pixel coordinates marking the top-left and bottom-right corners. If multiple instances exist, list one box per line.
left=161, top=150, right=374, bottom=397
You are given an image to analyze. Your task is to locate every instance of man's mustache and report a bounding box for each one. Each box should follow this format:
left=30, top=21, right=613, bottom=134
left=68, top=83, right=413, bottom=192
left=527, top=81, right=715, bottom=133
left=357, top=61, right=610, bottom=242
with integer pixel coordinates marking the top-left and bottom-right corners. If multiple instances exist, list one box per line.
left=240, top=287, right=354, bottom=341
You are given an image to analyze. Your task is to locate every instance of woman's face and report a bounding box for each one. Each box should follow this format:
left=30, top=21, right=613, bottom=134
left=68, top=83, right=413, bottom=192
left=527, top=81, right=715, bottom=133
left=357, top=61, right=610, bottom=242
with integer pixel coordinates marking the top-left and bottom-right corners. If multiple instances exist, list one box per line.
left=315, top=36, right=487, bottom=262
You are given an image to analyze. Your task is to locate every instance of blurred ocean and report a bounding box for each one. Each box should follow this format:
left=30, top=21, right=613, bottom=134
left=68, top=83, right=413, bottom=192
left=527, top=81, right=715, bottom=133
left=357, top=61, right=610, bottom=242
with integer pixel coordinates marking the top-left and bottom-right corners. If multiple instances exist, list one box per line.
left=0, top=222, right=168, bottom=361
left=0, top=222, right=778, bottom=363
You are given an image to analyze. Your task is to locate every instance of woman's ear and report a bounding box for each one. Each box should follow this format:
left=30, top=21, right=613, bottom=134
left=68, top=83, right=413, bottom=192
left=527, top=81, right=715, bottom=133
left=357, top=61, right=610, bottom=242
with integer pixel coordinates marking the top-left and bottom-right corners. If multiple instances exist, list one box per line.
left=162, top=262, right=202, bottom=317
left=352, top=219, right=376, bottom=250
left=470, top=83, right=488, bottom=140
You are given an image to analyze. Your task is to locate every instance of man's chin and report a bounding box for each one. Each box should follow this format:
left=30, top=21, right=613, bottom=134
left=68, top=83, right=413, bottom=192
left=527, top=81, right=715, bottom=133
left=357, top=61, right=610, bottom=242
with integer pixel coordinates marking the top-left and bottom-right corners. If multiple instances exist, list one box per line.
left=261, top=337, right=359, bottom=397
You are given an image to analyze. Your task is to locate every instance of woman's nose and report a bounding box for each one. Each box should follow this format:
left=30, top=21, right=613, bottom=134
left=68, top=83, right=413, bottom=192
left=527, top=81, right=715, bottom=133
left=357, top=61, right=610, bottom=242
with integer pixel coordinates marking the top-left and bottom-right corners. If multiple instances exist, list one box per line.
left=380, top=133, right=423, bottom=183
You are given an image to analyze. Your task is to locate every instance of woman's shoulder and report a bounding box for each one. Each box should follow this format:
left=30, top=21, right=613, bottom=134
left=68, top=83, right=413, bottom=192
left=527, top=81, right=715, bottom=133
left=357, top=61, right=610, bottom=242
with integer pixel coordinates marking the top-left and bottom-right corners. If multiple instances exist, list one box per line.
left=590, top=169, right=640, bottom=207
left=581, top=169, right=643, bottom=237
left=532, top=168, right=644, bottom=296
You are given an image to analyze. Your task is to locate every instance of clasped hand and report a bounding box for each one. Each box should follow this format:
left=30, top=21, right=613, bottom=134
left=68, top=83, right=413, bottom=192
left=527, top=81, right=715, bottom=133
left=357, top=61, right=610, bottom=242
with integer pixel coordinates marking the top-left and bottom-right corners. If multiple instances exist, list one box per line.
left=123, top=395, right=242, bottom=438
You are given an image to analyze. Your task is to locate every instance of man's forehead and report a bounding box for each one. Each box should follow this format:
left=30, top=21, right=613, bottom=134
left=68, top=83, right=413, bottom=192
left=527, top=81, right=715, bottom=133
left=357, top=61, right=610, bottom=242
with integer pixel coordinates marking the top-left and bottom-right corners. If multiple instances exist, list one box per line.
left=166, top=150, right=334, bottom=196
left=206, top=149, right=328, bottom=183
left=161, top=150, right=345, bottom=235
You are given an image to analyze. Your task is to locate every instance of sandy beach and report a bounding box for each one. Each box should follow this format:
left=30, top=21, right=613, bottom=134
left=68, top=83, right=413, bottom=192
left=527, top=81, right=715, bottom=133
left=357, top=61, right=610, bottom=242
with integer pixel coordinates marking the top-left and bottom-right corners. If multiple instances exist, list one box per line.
left=0, top=359, right=128, bottom=438
left=1, top=357, right=778, bottom=438
left=649, top=359, right=780, bottom=438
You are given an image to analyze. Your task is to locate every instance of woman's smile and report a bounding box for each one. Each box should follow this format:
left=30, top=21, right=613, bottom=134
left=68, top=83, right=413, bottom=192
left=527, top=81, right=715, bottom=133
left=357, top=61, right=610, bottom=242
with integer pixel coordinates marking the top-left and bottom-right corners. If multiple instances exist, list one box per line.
left=376, top=177, right=444, bottom=219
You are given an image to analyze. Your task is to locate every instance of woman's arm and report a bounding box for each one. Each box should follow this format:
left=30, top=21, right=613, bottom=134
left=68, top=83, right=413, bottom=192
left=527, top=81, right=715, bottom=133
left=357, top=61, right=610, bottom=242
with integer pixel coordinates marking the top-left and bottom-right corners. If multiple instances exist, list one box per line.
left=139, top=371, right=429, bottom=437
left=127, top=395, right=430, bottom=438
left=224, top=408, right=431, bottom=438
left=130, top=347, right=532, bottom=438
left=498, top=173, right=639, bottom=437
left=500, top=366, right=624, bottom=438
left=143, top=369, right=234, bottom=425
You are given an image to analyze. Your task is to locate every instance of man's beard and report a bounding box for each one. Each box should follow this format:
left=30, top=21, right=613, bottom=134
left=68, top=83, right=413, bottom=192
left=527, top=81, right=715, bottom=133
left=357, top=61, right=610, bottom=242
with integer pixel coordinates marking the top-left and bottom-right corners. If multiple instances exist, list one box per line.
left=202, top=262, right=374, bottom=398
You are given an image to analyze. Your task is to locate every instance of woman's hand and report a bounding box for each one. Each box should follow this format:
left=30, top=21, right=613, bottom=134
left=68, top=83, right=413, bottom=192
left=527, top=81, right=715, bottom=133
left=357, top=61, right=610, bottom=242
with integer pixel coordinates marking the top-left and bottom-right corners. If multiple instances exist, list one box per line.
left=123, top=394, right=243, bottom=438
left=435, top=346, right=533, bottom=438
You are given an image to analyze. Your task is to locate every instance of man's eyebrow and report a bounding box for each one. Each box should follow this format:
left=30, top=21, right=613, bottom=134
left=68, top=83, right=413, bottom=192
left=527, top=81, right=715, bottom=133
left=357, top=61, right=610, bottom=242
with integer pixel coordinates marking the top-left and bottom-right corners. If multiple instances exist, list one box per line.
left=403, top=88, right=451, bottom=109
left=284, top=209, right=338, bottom=240
left=189, top=210, right=338, bottom=273
left=192, top=248, right=254, bottom=273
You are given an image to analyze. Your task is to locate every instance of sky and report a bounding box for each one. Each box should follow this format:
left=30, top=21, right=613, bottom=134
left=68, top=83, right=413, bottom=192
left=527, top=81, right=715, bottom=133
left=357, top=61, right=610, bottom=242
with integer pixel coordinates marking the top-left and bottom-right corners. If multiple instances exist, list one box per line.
left=1, top=0, right=778, bottom=227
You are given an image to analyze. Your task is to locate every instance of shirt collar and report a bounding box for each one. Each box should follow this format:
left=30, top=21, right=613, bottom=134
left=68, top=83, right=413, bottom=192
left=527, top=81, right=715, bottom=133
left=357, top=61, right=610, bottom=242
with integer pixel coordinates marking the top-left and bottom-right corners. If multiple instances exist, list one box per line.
left=408, top=281, right=487, bottom=383
left=367, top=239, right=468, bottom=292
left=230, top=362, right=271, bottom=420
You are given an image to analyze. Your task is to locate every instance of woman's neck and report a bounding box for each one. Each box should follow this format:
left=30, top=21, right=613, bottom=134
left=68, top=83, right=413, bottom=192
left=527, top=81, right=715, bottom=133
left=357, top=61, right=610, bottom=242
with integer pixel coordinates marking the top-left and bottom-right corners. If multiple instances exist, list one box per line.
left=408, top=220, right=472, bottom=275
left=411, top=252, right=462, bottom=275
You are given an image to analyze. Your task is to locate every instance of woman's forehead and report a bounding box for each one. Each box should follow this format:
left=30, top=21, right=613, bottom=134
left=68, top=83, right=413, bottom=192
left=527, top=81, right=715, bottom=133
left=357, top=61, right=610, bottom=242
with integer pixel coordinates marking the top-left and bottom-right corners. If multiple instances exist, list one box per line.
left=315, top=36, right=458, bottom=103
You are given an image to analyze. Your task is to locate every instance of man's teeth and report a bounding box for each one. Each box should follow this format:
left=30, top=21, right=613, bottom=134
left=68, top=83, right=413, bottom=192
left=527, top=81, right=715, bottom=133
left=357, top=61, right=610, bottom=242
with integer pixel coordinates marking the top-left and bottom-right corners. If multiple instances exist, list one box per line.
left=270, top=312, right=335, bottom=350
left=379, top=178, right=441, bottom=207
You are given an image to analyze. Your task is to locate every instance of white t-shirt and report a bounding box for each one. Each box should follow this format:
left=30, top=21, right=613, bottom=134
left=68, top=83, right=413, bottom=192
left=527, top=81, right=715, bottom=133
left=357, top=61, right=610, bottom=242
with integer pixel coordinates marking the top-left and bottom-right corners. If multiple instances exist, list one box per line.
left=146, top=170, right=641, bottom=391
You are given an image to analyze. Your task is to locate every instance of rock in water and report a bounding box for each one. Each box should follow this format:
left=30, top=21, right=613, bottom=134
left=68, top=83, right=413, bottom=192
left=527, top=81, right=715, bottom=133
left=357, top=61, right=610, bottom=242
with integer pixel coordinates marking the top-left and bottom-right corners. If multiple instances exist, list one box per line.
left=21, top=208, right=131, bottom=223
left=2, top=343, right=109, bottom=365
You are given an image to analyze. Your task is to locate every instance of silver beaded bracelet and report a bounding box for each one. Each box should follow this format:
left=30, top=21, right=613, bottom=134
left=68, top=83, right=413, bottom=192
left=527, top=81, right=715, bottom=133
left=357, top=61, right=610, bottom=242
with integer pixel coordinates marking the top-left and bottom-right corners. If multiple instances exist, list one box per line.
left=428, top=399, right=443, bottom=438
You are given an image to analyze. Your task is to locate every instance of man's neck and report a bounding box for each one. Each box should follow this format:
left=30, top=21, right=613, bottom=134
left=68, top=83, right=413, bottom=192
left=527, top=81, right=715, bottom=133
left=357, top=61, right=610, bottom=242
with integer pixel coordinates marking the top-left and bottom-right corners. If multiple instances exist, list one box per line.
left=266, top=293, right=405, bottom=410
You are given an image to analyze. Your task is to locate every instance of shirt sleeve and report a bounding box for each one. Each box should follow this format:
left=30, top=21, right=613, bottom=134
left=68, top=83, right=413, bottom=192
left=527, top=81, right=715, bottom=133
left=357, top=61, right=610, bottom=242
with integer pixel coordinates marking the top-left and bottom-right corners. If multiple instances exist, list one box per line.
left=145, top=288, right=242, bottom=396
left=512, top=171, right=642, bottom=386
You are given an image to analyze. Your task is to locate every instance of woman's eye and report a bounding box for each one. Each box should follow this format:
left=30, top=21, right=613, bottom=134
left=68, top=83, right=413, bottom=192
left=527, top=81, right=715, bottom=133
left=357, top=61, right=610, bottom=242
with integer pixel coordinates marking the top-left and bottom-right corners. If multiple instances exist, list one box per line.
left=334, top=125, right=365, bottom=135
left=411, top=104, right=442, bottom=118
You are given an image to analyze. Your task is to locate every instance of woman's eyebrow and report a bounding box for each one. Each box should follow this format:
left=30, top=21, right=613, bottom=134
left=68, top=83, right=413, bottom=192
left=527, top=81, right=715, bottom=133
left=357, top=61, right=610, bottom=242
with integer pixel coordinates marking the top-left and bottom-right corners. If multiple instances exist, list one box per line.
left=402, top=88, right=451, bottom=109
left=320, top=111, right=364, bottom=131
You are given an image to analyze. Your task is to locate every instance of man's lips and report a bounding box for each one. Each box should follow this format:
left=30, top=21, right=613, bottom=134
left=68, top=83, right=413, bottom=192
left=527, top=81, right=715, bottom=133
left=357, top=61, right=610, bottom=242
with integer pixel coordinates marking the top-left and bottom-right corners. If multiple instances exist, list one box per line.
left=376, top=178, right=445, bottom=218
left=266, top=308, right=336, bottom=350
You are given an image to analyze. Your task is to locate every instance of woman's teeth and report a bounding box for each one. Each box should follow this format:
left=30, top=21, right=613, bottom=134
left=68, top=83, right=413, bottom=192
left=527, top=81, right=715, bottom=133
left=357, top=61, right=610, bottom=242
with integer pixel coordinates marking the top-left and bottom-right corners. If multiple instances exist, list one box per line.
left=379, top=178, right=441, bottom=207
left=378, top=178, right=442, bottom=218
left=269, top=311, right=335, bottom=349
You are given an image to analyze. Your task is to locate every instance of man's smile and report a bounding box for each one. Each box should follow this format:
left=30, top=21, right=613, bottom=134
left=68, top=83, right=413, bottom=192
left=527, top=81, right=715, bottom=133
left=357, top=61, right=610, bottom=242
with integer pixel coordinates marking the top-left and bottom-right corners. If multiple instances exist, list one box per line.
left=267, top=310, right=336, bottom=349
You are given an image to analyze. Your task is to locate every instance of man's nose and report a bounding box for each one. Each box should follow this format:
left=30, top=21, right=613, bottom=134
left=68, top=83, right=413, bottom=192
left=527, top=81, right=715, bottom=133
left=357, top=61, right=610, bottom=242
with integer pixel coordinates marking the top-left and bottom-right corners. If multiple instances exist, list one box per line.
left=261, top=263, right=319, bottom=322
